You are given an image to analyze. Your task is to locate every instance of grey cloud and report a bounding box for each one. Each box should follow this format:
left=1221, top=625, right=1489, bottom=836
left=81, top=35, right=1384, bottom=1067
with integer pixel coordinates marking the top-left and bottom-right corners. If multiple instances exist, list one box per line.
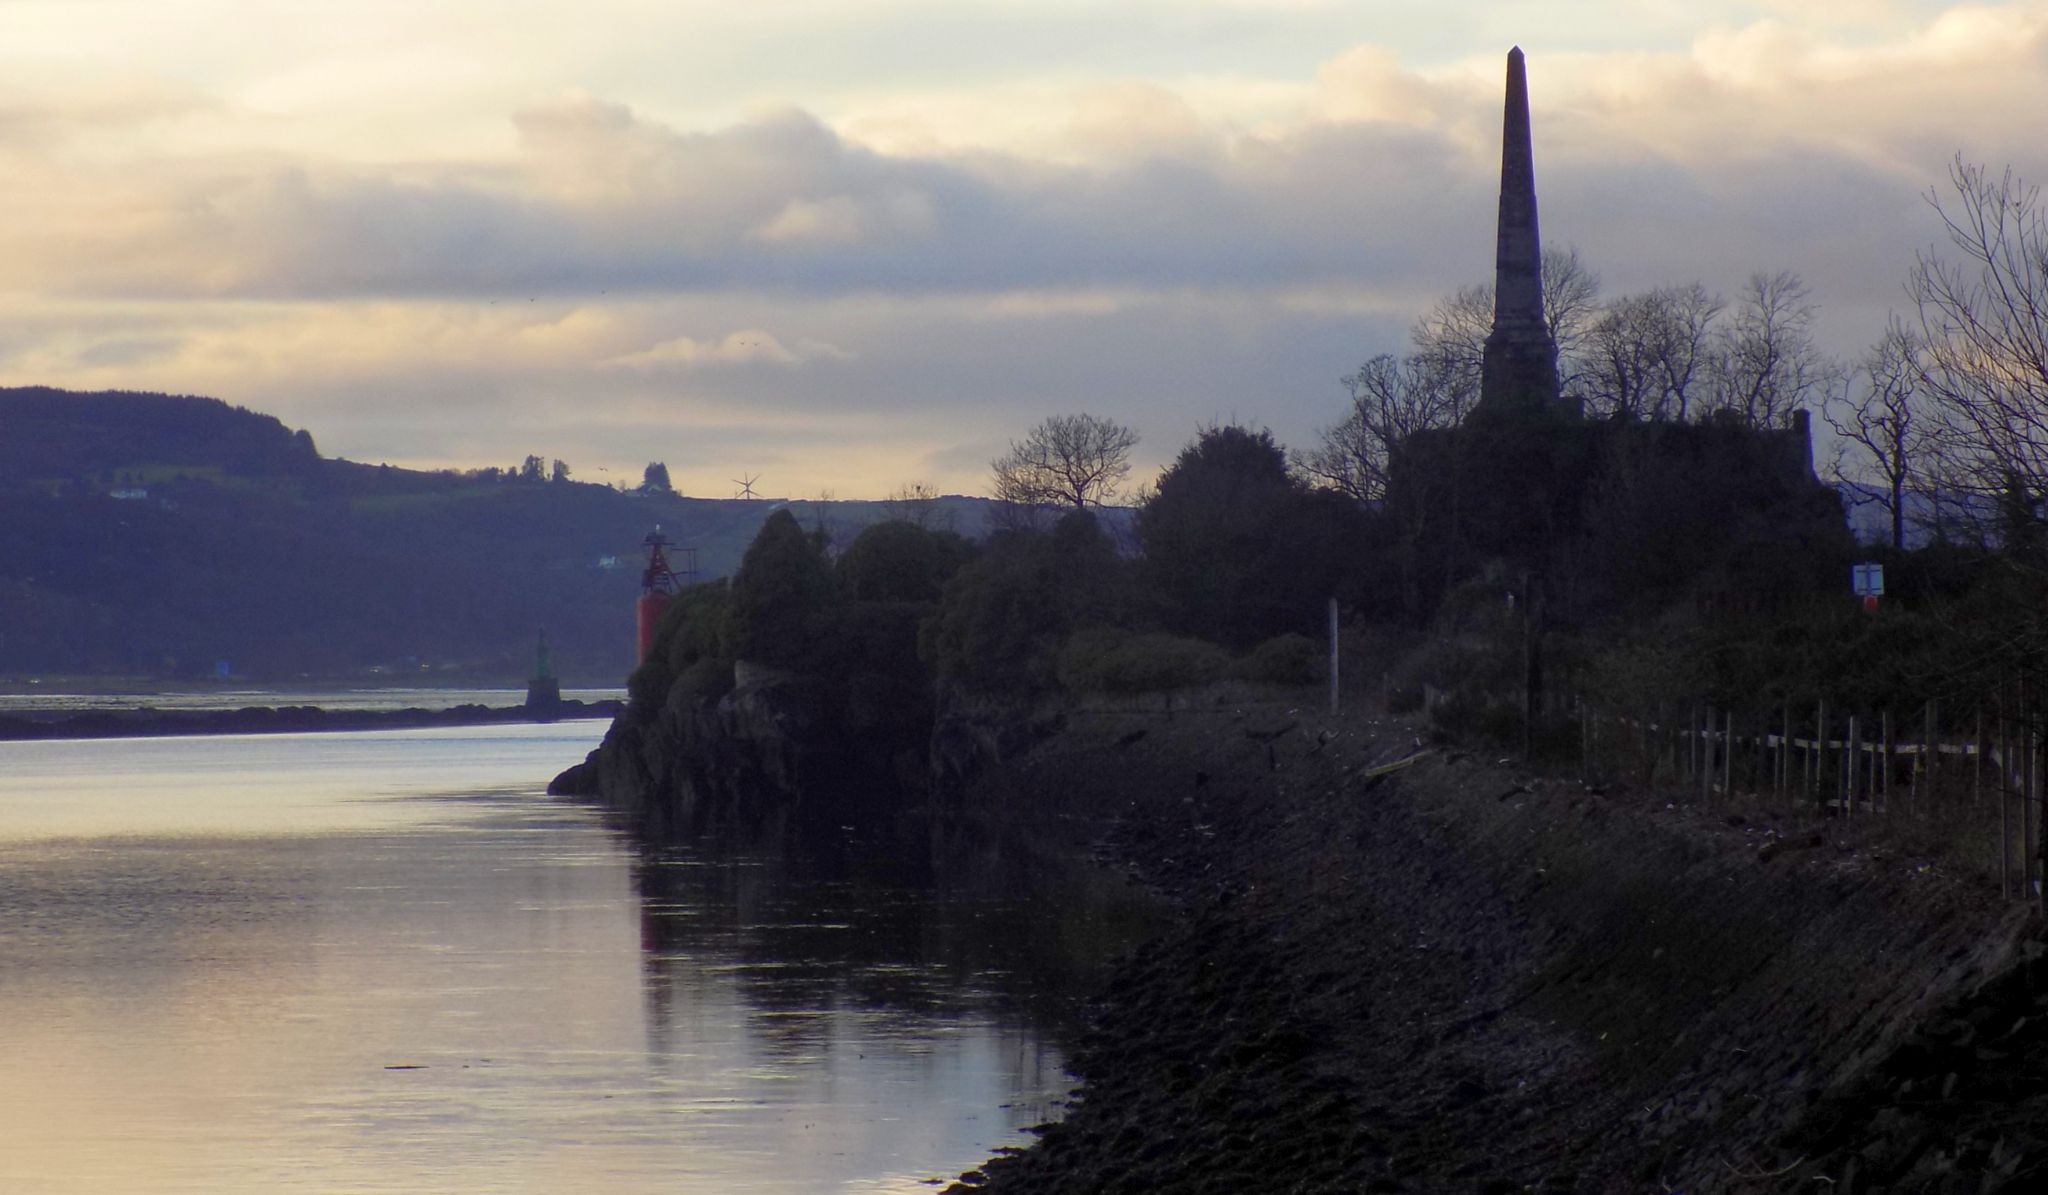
left=73, top=336, right=181, bottom=368
left=68, top=97, right=1505, bottom=302
left=37, top=89, right=1991, bottom=396
left=53, top=79, right=1959, bottom=339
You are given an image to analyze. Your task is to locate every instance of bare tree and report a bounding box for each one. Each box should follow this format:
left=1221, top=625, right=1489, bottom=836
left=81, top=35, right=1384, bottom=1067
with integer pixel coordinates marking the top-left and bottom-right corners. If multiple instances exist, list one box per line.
left=1826, top=320, right=1930, bottom=549
left=882, top=481, right=949, bottom=529
left=1411, top=246, right=1599, bottom=392
left=1699, top=270, right=1833, bottom=429
left=1579, top=283, right=1723, bottom=421
left=1542, top=244, right=1602, bottom=392
left=1911, top=158, right=2048, bottom=531
left=991, top=414, right=1139, bottom=510
left=1307, top=247, right=1598, bottom=500
left=1300, top=352, right=1473, bottom=502
left=1411, top=283, right=1492, bottom=387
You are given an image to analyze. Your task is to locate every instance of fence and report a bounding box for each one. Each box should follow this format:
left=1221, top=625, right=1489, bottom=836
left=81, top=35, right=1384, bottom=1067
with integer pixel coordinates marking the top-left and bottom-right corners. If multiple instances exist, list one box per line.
left=1573, top=696, right=2045, bottom=908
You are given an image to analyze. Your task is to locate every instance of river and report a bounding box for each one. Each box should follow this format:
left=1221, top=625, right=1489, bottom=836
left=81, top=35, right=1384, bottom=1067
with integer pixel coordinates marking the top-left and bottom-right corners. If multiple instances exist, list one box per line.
left=0, top=721, right=1147, bottom=1193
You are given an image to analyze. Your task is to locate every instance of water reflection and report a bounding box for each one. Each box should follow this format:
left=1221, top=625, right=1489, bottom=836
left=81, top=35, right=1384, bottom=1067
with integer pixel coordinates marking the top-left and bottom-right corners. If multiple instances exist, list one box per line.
left=0, top=724, right=1156, bottom=1194
left=616, top=818, right=1162, bottom=1190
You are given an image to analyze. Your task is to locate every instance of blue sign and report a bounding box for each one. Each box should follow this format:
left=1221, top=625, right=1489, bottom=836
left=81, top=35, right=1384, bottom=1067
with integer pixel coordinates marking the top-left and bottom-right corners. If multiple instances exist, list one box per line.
left=1851, top=563, right=1885, bottom=597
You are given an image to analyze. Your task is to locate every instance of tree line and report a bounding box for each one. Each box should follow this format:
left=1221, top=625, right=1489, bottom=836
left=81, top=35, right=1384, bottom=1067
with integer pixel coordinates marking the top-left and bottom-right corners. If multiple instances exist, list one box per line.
left=1296, top=157, right=2048, bottom=563
left=624, top=155, right=2048, bottom=740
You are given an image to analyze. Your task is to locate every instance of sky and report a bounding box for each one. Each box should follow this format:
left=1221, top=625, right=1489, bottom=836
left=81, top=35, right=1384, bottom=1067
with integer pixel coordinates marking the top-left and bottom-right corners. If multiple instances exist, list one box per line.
left=3, top=0, right=2046, bottom=498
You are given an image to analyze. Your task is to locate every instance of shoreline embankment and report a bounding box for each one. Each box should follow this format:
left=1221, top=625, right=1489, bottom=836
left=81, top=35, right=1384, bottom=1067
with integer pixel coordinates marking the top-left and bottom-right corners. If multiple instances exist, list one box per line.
left=938, top=697, right=2048, bottom=1192
left=560, top=682, right=2048, bottom=1191
left=0, top=698, right=622, bottom=742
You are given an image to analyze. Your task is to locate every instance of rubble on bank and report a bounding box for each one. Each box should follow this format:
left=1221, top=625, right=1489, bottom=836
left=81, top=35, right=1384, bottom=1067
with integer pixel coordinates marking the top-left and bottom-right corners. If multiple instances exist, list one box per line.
left=941, top=696, right=2042, bottom=1194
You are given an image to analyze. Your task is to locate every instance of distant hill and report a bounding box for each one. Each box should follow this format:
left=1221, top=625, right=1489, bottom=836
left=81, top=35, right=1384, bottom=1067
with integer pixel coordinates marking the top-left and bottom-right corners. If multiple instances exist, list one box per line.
left=0, top=387, right=1032, bottom=683
left=0, top=386, right=319, bottom=481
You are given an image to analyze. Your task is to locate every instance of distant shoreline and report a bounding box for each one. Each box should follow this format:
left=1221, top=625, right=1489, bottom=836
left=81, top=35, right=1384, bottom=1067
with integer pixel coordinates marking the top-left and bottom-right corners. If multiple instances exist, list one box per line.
left=0, top=699, right=624, bottom=742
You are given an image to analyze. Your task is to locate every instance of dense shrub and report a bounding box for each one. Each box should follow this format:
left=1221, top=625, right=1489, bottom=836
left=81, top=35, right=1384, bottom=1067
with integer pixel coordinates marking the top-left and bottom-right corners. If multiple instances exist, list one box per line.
left=726, top=509, right=838, bottom=667
left=836, top=520, right=974, bottom=603
left=921, top=510, right=1128, bottom=693
left=626, top=580, right=734, bottom=711
left=809, top=600, right=930, bottom=688
left=1056, top=629, right=1231, bottom=694
left=660, top=580, right=733, bottom=675
left=1138, top=424, right=1369, bottom=648
left=1237, top=633, right=1321, bottom=685
left=670, top=655, right=735, bottom=707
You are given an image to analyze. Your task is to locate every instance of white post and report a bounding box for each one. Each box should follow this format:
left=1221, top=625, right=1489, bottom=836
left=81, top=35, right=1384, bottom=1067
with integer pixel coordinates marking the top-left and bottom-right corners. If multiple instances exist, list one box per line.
left=1326, top=597, right=1340, bottom=717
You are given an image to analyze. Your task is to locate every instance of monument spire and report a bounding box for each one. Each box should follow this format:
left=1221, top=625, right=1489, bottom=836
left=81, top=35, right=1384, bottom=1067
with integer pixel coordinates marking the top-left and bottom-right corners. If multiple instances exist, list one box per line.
left=1478, top=46, right=1566, bottom=415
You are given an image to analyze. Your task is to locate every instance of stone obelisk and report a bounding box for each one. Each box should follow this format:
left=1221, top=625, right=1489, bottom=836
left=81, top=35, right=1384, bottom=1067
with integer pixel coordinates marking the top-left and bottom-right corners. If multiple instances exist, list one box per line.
left=1478, top=46, right=1565, bottom=415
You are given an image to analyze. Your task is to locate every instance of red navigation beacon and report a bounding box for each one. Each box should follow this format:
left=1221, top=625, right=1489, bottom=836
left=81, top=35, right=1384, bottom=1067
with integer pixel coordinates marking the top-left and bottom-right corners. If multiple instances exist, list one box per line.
left=635, top=527, right=687, bottom=665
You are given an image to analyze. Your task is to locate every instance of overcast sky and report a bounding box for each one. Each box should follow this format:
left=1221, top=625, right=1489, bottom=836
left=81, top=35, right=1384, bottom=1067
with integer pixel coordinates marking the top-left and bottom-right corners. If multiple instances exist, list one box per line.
left=3, top=0, right=2045, bottom=497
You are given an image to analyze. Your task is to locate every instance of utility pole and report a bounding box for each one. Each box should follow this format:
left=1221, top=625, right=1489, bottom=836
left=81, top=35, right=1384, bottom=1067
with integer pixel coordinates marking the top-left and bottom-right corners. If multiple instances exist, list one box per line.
left=1522, top=572, right=1544, bottom=760
left=1327, top=597, right=1341, bottom=717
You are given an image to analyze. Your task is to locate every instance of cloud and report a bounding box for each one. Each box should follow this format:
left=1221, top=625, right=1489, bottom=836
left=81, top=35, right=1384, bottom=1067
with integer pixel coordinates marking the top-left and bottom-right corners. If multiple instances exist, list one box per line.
left=7, top=4, right=2048, bottom=497
left=604, top=330, right=815, bottom=369
left=18, top=6, right=2039, bottom=315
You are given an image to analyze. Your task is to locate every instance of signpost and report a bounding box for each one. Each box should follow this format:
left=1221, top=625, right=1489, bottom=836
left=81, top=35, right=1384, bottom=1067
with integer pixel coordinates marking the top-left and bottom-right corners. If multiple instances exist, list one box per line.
left=1852, top=562, right=1885, bottom=614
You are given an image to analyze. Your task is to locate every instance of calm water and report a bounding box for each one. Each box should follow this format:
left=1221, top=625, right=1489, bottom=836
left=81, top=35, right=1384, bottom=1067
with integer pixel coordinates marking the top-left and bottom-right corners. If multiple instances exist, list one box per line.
left=0, top=723, right=1144, bottom=1193
left=0, top=686, right=623, bottom=714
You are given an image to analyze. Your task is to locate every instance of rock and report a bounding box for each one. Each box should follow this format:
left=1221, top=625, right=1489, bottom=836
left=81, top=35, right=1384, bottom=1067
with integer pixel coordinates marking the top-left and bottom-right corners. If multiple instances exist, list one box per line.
left=546, top=756, right=598, bottom=797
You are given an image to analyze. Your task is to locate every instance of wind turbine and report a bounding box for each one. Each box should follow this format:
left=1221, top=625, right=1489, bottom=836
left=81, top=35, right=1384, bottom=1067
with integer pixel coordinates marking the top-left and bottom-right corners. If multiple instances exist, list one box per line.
left=733, top=473, right=760, bottom=500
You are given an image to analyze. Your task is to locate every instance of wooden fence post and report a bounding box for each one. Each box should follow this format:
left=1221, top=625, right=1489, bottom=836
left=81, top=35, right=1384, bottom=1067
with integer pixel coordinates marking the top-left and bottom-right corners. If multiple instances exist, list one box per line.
left=1725, top=709, right=1736, bottom=799
left=1882, top=709, right=1893, bottom=815
left=2000, top=693, right=2011, bottom=900
left=2015, top=676, right=2031, bottom=901
left=1847, top=714, right=1860, bottom=818
left=1701, top=707, right=1714, bottom=805
left=1690, top=704, right=1701, bottom=786
left=1769, top=701, right=1785, bottom=803
left=2028, top=720, right=2039, bottom=905
left=1974, top=709, right=1985, bottom=811
left=2029, top=706, right=2040, bottom=906
left=1926, top=700, right=1940, bottom=812
left=1815, top=700, right=1827, bottom=810
left=1639, top=706, right=1651, bottom=786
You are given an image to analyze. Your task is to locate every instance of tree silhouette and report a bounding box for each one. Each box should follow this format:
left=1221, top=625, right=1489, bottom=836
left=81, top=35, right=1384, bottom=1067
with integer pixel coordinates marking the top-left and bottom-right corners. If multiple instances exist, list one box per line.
left=991, top=414, right=1138, bottom=510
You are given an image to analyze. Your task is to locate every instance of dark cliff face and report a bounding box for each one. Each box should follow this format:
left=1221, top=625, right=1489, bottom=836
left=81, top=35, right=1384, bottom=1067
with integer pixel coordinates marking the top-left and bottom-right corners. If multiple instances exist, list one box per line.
left=554, top=664, right=940, bottom=839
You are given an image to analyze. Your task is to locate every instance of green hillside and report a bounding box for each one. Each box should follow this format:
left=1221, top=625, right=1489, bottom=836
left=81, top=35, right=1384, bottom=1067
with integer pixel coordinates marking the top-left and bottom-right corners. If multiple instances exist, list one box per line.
left=0, top=387, right=1001, bottom=683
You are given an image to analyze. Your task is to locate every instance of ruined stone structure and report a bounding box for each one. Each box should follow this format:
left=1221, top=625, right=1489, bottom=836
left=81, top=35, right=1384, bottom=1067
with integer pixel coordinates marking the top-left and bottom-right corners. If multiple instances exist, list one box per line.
left=1478, top=47, right=1570, bottom=418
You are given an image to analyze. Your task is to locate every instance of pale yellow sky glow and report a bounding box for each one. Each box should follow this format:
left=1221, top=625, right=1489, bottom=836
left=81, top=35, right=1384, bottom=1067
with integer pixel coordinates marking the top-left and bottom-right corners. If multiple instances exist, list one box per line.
left=2, top=1, right=2044, bottom=497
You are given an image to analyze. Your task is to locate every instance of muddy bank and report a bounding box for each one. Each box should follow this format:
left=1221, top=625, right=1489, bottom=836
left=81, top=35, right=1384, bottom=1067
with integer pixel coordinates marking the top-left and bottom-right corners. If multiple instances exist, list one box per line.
left=944, top=697, right=2043, bottom=1193
left=0, top=698, right=620, bottom=741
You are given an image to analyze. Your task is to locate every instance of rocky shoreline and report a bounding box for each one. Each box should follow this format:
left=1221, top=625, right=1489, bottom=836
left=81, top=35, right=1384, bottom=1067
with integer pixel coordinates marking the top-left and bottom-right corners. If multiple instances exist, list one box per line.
left=933, top=697, right=2045, bottom=1194
left=0, top=698, right=621, bottom=741
left=556, top=676, right=2048, bottom=1192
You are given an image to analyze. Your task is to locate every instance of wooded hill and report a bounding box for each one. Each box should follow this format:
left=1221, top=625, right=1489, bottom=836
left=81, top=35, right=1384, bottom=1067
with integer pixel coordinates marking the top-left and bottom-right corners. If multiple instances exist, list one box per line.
left=0, top=387, right=1000, bottom=683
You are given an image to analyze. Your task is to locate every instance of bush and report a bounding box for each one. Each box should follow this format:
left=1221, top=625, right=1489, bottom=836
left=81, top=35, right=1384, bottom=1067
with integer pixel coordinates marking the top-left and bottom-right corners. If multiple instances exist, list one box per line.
left=659, top=580, right=733, bottom=675
left=809, top=600, right=930, bottom=688
left=921, top=510, right=1128, bottom=693
left=627, top=654, right=671, bottom=712
left=1056, top=628, right=1231, bottom=694
left=836, top=521, right=974, bottom=603
left=669, top=655, right=734, bottom=706
left=1237, top=633, right=1321, bottom=685
left=1137, top=424, right=1370, bottom=648
left=727, top=509, right=838, bottom=667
